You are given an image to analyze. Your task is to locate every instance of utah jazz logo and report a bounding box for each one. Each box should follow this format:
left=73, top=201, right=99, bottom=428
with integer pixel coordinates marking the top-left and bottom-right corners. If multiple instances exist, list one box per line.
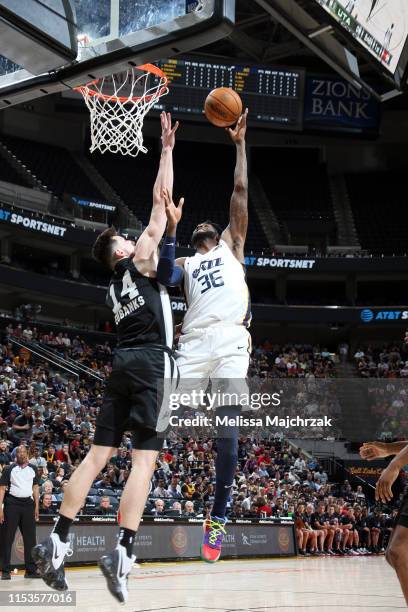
left=192, top=257, right=223, bottom=279
left=192, top=258, right=225, bottom=294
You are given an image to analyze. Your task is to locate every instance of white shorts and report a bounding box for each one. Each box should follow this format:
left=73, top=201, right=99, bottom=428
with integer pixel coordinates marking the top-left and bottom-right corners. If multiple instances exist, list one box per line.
left=175, top=324, right=251, bottom=407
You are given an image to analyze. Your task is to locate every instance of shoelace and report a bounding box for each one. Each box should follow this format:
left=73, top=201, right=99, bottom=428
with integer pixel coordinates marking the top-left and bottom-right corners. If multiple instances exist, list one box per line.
left=207, top=519, right=226, bottom=547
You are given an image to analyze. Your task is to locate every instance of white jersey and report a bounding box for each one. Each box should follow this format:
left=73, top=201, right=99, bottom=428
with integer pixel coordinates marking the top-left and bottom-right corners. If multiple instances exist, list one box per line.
left=182, top=240, right=251, bottom=334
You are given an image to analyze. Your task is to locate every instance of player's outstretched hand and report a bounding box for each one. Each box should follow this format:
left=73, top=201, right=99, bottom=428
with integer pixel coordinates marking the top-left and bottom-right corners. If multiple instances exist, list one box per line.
left=375, top=463, right=399, bottom=503
left=227, top=107, right=248, bottom=145
left=163, top=187, right=184, bottom=230
left=360, top=441, right=390, bottom=461
left=161, top=111, right=179, bottom=150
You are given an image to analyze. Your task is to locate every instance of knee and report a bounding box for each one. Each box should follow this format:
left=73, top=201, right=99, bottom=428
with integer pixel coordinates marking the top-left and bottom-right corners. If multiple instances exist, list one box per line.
left=386, top=544, right=406, bottom=569
left=83, top=447, right=114, bottom=471
left=132, top=449, right=159, bottom=470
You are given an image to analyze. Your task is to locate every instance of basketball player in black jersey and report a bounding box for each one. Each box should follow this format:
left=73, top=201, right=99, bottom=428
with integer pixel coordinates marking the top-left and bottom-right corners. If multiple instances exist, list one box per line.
left=360, top=439, right=408, bottom=603
left=32, top=112, right=179, bottom=604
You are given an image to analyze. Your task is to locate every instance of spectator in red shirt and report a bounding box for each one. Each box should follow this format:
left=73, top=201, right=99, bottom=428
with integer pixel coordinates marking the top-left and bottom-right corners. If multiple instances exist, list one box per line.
left=255, top=495, right=272, bottom=516
left=257, top=451, right=272, bottom=466
left=55, top=444, right=72, bottom=465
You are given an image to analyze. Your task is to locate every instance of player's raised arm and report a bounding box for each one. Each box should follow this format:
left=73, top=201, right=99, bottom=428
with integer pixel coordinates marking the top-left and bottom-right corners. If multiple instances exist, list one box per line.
left=135, top=112, right=179, bottom=260
left=156, top=188, right=185, bottom=286
left=221, top=108, right=248, bottom=264
left=375, top=442, right=408, bottom=503
left=360, top=441, right=408, bottom=460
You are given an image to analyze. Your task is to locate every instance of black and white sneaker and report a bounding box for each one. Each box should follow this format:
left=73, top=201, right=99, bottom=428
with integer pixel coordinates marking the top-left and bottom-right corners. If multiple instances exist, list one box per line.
left=31, top=533, right=73, bottom=591
left=99, top=544, right=135, bottom=604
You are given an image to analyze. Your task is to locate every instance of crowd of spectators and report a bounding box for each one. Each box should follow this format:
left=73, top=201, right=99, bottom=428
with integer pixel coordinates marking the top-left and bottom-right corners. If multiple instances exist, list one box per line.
left=352, top=345, right=408, bottom=441
left=354, top=344, right=408, bottom=379
left=250, top=342, right=337, bottom=379
left=0, top=321, right=401, bottom=558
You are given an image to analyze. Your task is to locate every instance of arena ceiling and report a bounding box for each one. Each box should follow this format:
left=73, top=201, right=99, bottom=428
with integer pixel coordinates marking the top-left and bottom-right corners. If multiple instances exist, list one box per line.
left=195, top=0, right=408, bottom=109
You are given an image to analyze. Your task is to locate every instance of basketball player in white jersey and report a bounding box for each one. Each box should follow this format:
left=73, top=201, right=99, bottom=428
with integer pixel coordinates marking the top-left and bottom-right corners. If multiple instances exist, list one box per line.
left=156, top=109, right=250, bottom=562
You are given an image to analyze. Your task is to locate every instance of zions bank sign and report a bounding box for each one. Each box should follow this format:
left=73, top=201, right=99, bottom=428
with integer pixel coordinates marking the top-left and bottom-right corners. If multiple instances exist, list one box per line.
left=304, top=75, right=380, bottom=133
left=360, top=309, right=408, bottom=323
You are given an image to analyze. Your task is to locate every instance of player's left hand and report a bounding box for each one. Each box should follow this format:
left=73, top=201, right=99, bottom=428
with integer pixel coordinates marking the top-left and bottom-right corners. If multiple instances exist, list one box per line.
left=227, top=108, right=248, bottom=144
left=161, top=111, right=179, bottom=150
left=163, top=187, right=184, bottom=230
left=375, top=463, right=399, bottom=503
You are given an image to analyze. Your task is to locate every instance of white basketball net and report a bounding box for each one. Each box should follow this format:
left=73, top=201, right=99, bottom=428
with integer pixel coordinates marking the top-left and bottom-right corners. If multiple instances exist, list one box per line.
left=75, top=65, right=168, bottom=157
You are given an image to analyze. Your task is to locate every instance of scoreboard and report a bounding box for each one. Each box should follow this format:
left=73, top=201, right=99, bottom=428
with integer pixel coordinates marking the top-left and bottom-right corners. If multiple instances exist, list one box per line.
left=153, top=57, right=305, bottom=130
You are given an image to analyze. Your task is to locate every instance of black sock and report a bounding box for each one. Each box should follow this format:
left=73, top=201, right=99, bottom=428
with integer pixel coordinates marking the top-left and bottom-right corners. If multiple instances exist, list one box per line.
left=53, top=514, right=73, bottom=543
left=118, top=527, right=136, bottom=559
left=212, top=435, right=238, bottom=519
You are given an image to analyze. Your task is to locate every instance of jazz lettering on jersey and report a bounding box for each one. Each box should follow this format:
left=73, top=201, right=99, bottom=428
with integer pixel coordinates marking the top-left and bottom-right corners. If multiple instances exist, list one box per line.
left=192, top=257, right=225, bottom=294
left=192, top=257, right=223, bottom=278
left=109, top=269, right=146, bottom=324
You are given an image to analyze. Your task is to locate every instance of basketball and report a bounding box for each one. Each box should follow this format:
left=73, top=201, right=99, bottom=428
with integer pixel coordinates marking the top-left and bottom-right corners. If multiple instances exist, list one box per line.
left=204, top=87, right=243, bottom=127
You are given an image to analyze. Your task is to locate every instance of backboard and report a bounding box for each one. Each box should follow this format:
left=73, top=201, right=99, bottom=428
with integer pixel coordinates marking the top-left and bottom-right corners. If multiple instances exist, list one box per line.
left=0, top=0, right=235, bottom=109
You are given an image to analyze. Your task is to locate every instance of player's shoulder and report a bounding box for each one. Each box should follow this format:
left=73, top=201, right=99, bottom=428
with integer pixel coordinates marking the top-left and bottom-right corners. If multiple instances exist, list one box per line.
left=28, top=463, right=38, bottom=475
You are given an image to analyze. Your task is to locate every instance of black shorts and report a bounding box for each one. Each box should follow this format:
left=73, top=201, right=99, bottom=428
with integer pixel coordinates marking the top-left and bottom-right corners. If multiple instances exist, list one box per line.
left=94, top=346, right=176, bottom=450
left=396, top=492, right=408, bottom=529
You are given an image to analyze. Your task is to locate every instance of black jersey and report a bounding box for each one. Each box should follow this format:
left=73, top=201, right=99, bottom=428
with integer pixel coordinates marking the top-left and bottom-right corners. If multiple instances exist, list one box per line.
left=107, top=257, right=173, bottom=349
left=312, top=512, right=328, bottom=528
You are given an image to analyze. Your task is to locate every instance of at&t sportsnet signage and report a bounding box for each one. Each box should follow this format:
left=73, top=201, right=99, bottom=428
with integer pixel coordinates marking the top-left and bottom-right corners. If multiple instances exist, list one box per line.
left=0, top=207, right=66, bottom=237
left=0, top=202, right=95, bottom=246
left=71, top=196, right=116, bottom=213
left=245, top=256, right=316, bottom=270
left=304, top=75, right=380, bottom=133
left=361, top=309, right=408, bottom=323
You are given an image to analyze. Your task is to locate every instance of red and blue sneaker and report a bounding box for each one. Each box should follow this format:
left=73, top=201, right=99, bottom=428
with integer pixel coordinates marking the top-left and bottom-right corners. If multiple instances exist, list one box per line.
left=200, top=515, right=227, bottom=563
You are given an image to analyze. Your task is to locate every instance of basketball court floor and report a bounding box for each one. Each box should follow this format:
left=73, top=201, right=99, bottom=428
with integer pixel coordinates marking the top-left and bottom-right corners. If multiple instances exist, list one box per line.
left=1, top=557, right=403, bottom=612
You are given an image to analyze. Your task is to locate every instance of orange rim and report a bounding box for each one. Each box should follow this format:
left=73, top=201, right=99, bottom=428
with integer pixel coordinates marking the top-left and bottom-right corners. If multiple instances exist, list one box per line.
left=73, top=63, right=168, bottom=103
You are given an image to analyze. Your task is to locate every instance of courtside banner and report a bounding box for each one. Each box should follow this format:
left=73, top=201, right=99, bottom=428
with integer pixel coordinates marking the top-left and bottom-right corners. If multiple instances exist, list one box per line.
left=10, top=521, right=295, bottom=565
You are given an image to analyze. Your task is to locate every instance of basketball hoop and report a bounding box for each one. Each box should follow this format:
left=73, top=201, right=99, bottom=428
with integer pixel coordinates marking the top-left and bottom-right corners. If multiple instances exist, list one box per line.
left=74, top=64, right=168, bottom=157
